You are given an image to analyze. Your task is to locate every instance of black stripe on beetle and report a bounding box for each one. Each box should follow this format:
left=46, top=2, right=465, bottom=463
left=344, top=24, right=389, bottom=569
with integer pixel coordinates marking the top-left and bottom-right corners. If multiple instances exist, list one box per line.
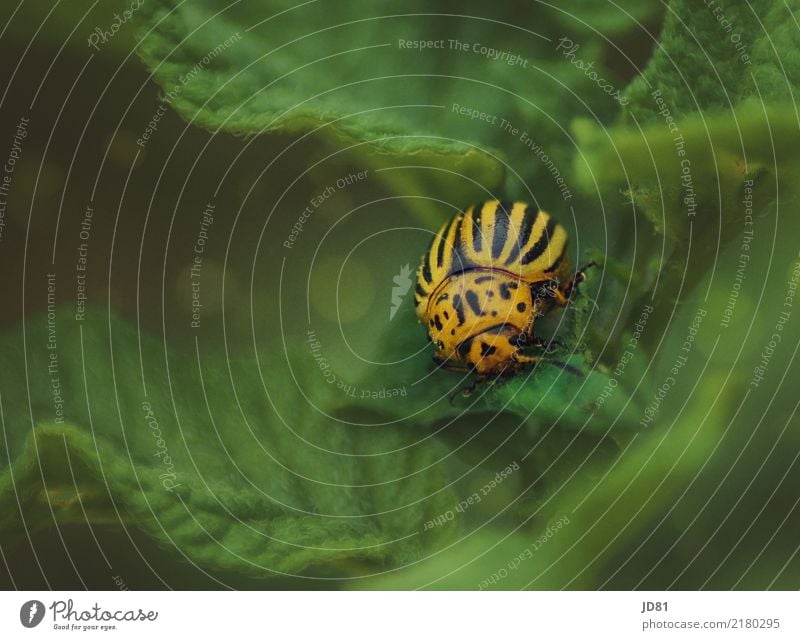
left=436, top=218, right=455, bottom=268
left=491, top=201, right=513, bottom=260
left=505, top=205, right=539, bottom=266
left=520, top=218, right=558, bottom=265
left=544, top=242, right=568, bottom=273
left=421, top=249, right=433, bottom=283
left=448, top=215, right=471, bottom=273
left=471, top=202, right=484, bottom=253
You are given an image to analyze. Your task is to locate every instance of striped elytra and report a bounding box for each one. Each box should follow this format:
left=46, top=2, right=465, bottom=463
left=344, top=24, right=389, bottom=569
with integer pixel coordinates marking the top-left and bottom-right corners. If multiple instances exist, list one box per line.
left=414, top=200, right=569, bottom=313
left=415, top=200, right=575, bottom=377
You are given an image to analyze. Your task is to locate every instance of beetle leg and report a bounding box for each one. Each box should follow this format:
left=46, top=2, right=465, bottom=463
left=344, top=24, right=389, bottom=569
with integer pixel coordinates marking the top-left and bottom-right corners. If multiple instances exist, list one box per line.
left=531, top=337, right=566, bottom=353
left=548, top=286, right=569, bottom=306
left=513, top=353, right=547, bottom=366
left=532, top=278, right=569, bottom=306
left=514, top=352, right=584, bottom=377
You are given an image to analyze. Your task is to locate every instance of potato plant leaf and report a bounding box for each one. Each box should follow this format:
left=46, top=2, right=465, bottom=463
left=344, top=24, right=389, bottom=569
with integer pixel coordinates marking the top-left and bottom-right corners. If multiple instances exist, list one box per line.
left=135, top=0, right=641, bottom=204
left=0, top=309, right=458, bottom=582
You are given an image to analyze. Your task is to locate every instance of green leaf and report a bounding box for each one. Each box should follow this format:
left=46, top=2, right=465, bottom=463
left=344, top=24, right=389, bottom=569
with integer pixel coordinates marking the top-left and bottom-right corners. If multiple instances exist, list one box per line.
left=0, top=309, right=458, bottom=583
left=576, top=0, right=800, bottom=241
left=572, top=0, right=800, bottom=348
left=135, top=0, right=640, bottom=206
left=574, top=102, right=797, bottom=239
left=625, top=0, right=800, bottom=121
left=552, top=0, right=663, bottom=37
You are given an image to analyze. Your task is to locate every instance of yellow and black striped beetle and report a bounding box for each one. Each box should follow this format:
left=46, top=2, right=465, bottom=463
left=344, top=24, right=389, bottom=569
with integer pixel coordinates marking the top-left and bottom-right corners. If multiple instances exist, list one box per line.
left=414, top=200, right=594, bottom=395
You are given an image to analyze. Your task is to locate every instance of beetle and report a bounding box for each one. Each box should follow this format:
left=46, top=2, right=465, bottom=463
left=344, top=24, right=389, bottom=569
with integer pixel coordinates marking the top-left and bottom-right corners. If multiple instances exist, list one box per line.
left=414, top=200, right=595, bottom=396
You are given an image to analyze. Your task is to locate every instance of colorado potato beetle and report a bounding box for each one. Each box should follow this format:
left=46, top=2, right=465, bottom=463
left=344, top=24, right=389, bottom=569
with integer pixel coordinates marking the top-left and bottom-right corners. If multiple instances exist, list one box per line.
left=414, top=200, right=594, bottom=394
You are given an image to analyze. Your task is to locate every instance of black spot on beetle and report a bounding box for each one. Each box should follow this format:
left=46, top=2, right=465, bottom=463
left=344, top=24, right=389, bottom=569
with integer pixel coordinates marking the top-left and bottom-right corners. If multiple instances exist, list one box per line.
left=517, top=302, right=526, bottom=312
left=443, top=310, right=450, bottom=320
left=434, top=315, right=443, bottom=331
